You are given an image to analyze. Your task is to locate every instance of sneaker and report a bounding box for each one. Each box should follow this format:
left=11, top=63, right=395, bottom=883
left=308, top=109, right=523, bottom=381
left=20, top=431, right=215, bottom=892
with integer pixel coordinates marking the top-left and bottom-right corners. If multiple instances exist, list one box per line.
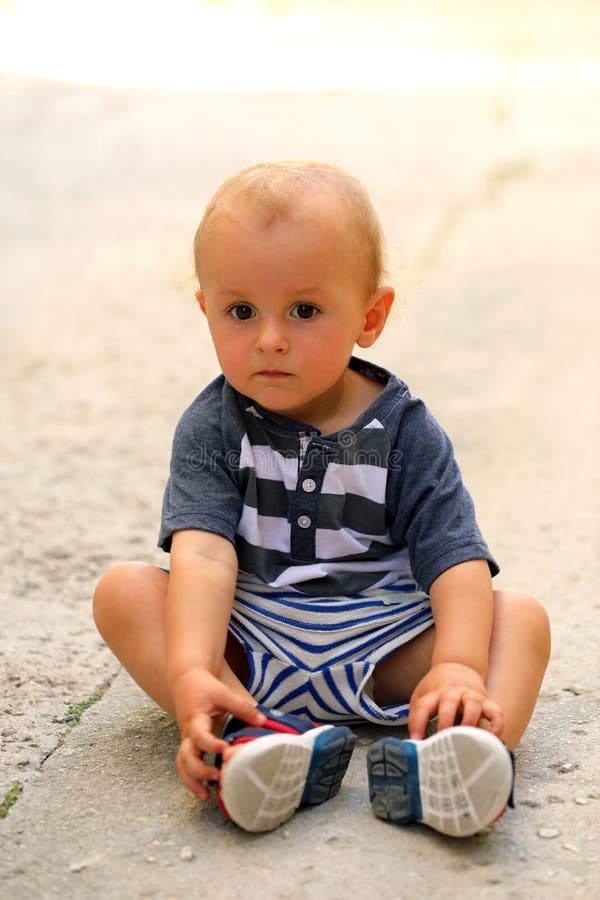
left=217, top=705, right=356, bottom=833
left=367, top=726, right=514, bottom=838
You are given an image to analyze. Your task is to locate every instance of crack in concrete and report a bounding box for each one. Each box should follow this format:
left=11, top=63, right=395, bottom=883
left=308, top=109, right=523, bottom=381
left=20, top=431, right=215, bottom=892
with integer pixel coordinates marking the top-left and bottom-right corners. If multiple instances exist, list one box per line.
left=37, top=672, right=120, bottom=771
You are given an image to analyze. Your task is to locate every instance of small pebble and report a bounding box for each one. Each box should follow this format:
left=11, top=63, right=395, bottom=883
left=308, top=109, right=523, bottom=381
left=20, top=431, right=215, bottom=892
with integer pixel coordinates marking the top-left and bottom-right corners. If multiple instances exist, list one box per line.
left=68, top=855, right=102, bottom=873
left=146, top=856, right=157, bottom=864
left=43, top=546, right=72, bottom=559
left=558, top=763, right=576, bottom=774
left=69, top=861, right=89, bottom=874
left=563, top=843, right=580, bottom=853
left=575, top=797, right=589, bottom=806
left=282, top=829, right=291, bottom=839
left=538, top=828, right=561, bottom=839
left=180, top=846, right=195, bottom=862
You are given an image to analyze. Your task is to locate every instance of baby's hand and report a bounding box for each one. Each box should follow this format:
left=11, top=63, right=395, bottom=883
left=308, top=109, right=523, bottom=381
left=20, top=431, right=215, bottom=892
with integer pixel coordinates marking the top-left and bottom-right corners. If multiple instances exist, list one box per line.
left=408, top=662, right=504, bottom=741
left=172, top=669, right=264, bottom=800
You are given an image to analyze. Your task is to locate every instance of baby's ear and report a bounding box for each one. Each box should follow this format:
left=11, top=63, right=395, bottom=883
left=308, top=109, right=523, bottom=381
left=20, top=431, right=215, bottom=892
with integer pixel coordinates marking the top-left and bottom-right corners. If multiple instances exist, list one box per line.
left=357, top=287, right=395, bottom=348
left=196, top=290, right=207, bottom=315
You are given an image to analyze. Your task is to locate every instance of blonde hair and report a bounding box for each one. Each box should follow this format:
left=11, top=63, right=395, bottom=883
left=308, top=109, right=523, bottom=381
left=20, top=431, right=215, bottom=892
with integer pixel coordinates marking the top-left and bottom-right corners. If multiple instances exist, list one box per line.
left=193, top=161, right=385, bottom=295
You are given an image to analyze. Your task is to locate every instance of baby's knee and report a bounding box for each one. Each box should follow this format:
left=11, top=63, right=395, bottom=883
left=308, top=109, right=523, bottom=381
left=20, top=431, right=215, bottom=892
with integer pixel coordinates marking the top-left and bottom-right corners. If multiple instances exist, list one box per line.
left=92, top=561, right=151, bottom=630
left=496, top=589, right=551, bottom=658
left=520, top=592, right=550, bottom=645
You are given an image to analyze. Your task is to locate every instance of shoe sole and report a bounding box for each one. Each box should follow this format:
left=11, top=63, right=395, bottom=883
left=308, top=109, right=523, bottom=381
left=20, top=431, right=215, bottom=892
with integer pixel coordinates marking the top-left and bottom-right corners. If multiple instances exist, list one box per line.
left=220, top=725, right=356, bottom=833
left=367, top=727, right=513, bottom=838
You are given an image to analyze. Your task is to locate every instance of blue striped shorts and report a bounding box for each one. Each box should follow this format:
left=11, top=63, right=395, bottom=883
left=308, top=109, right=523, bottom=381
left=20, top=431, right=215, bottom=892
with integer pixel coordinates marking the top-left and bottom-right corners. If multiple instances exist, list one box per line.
left=229, top=575, right=434, bottom=726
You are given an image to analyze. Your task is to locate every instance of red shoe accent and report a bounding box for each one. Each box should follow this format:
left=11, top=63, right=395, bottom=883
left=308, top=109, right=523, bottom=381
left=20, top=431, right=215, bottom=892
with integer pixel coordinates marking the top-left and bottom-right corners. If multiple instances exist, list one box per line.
left=227, top=735, right=257, bottom=747
left=260, top=718, right=304, bottom=736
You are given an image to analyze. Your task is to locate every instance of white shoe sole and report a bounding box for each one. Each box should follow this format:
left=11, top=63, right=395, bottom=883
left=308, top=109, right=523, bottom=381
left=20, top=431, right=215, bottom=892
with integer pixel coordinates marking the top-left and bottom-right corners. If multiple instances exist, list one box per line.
left=368, top=726, right=513, bottom=838
left=220, top=724, right=355, bottom=833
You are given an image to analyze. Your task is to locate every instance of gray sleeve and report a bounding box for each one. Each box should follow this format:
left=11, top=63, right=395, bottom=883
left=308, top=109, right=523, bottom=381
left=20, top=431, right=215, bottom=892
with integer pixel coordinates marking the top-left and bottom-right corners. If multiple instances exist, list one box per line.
left=387, top=398, right=499, bottom=593
left=158, top=380, right=244, bottom=552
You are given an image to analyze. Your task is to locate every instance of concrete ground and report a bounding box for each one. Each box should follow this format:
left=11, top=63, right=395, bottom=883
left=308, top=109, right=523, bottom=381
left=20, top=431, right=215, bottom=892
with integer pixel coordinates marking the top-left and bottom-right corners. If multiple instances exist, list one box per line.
left=1, top=71, right=599, bottom=898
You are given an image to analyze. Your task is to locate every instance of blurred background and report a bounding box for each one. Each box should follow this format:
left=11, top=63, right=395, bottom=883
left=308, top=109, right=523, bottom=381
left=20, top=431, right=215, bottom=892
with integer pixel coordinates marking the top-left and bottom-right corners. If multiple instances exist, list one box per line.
left=2, top=0, right=600, bottom=90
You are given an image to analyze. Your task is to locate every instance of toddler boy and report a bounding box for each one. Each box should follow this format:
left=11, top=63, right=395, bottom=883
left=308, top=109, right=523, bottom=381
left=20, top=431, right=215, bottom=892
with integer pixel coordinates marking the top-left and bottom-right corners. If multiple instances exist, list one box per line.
left=94, top=161, right=550, bottom=837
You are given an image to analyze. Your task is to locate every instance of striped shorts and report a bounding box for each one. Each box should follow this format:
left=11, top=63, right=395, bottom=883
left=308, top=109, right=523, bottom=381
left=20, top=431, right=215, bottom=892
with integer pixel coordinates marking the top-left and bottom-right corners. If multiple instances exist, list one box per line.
left=229, top=575, right=434, bottom=726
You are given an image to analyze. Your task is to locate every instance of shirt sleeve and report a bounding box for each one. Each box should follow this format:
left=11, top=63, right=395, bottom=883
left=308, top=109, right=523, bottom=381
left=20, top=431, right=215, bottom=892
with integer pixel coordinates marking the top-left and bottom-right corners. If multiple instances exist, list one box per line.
left=158, top=378, right=244, bottom=552
left=386, top=397, right=499, bottom=593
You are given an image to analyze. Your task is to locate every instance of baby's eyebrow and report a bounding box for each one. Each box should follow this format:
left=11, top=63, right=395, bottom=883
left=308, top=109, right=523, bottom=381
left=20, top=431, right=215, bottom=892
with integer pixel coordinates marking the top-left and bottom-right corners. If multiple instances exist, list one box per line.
left=217, top=287, right=322, bottom=299
left=218, top=287, right=249, bottom=298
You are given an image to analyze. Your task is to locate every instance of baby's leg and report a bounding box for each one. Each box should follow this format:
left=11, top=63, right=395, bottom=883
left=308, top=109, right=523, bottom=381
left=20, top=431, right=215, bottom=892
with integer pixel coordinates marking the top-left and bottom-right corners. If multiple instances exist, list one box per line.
left=484, top=589, right=550, bottom=748
left=373, top=589, right=550, bottom=749
left=92, top=562, right=251, bottom=719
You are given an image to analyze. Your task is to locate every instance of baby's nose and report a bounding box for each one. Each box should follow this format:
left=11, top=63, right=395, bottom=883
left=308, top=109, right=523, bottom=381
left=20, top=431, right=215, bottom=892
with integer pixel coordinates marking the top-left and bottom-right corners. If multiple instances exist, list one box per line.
left=255, top=319, right=289, bottom=353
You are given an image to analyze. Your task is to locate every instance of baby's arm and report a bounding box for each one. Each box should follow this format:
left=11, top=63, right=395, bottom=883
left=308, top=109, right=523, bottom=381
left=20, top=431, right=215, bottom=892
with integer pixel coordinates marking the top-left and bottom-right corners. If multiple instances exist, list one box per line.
left=408, top=558, right=504, bottom=740
left=165, top=529, right=264, bottom=798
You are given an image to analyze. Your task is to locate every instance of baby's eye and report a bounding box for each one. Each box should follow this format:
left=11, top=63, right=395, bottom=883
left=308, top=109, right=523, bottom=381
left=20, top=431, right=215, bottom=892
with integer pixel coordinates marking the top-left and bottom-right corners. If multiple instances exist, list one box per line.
left=228, top=304, right=255, bottom=320
left=291, top=303, right=319, bottom=320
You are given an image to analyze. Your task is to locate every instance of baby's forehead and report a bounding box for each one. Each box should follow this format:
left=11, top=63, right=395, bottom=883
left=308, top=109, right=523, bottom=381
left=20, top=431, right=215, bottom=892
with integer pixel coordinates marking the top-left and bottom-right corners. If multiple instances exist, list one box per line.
left=205, top=194, right=359, bottom=260
left=213, top=190, right=346, bottom=229
left=195, top=164, right=382, bottom=293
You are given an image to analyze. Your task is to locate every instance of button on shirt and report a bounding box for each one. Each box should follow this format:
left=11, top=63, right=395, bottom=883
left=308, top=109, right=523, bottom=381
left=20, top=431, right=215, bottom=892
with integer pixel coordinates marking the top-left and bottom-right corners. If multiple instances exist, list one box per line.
left=288, top=438, right=336, bottom=561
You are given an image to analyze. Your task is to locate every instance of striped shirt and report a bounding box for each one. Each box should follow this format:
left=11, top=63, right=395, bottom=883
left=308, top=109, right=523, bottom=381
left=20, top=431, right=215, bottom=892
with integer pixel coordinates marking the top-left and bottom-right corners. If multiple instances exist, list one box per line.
left=159, top=357, right=497, bottom=596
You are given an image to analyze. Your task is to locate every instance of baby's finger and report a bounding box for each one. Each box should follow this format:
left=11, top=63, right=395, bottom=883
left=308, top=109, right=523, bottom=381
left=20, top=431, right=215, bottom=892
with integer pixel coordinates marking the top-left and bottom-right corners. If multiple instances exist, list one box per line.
left=213, top=689, right=266, bottom=729
left=176, top=740, right=219, bottom=799
left=459, top=691, right=486, bottom=727
left=479, top=699, right=505, bottom=737
left=437, top=690, right=469, bottom=732
left=179, top=739, right=220, bottom=783
left=175, top=755, right=210, bottom=801
left=180, top=773, right=211, bottom=801
left=184, top=712, right=229, bottom=756
left=408, top=692, right=440, bottom=740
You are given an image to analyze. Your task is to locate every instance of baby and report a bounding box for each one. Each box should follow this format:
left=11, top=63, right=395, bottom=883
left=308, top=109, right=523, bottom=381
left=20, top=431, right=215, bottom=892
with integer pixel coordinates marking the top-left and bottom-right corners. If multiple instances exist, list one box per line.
left=94, top=161, right=550, bottom=837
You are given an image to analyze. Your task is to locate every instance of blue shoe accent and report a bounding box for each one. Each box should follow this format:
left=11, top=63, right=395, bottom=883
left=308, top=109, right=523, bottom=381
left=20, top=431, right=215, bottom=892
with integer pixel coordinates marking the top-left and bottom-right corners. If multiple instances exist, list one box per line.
left=301, top=725, right=356, bottom=806
left=367, top=737, right=422, bottom=824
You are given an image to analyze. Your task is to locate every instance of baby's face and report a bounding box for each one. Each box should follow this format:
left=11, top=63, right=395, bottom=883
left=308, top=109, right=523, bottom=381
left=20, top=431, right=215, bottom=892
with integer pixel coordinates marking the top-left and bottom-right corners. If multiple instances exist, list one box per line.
left=196, top=197, right=385, bottom=428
